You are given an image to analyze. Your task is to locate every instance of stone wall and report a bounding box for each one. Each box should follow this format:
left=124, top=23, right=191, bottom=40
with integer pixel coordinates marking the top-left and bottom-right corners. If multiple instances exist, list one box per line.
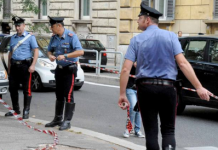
left=173, top=0, right=213, bottom=35
left=9, top=0, right=75, bottom=32
left=118, top=0, right=216, bottom=55
left=91, top=0, right=118, bottom=49
left=91, top=0, right=119, bottom=60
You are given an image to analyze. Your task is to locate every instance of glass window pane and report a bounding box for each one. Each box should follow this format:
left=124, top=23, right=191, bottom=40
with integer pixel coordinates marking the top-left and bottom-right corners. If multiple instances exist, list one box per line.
left=185, top=41, right=206, bottom=61
left=210, top=40, right=218, bottom=63
left=159, top=0, right=164, bottom=14
left=42, top=1, right=47, bottom=16
left=83, top=0, right=90, bottom=16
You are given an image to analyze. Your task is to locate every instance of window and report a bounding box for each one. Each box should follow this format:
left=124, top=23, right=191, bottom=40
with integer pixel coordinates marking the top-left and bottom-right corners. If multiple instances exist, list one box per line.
left=214, top=0, right=218, bottom=19
left=184, top=41, right=206, bottom=61
left=142, top=0, right=175, bottom=20
left=39, top=0, right=48, bottom=19
left=81, top=0, right=91, bottom=20
left=86, top=40, right=105, bottom=48
left=209, top=40, right=218, bottom=63
left=80, top=41, right=87, bottom=48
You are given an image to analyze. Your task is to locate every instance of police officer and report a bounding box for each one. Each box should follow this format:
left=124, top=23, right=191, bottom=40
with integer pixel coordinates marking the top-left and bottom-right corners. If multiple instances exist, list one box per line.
left=45, top=16, right=84, bottom=131
left=5, top=16, right=39, bottom=119
left=118, top=2, right=211, bottom=150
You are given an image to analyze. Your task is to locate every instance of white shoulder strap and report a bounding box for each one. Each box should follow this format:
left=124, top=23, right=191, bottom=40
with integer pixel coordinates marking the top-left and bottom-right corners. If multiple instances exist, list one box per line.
left=12, top=34, right=32, bottom=53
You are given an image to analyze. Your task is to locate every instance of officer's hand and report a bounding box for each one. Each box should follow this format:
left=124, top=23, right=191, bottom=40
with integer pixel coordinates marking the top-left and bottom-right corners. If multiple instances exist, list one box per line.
left=49, top=55, right=56, bottom=62
left=196, top=87, right=211, bottom=101
left=28, top=65, right=35, bottom=73
left=57, top=55, right=65, bottom=61
left=118, top=95, right=130, bottom=110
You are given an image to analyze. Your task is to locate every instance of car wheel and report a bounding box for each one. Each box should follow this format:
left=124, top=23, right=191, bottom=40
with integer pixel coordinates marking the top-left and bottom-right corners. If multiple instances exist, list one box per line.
left=177, top=94, right=186, bottom=115
left=74, top=86, right=82, bottom=90
left=31, top=72, right=43, bottom=92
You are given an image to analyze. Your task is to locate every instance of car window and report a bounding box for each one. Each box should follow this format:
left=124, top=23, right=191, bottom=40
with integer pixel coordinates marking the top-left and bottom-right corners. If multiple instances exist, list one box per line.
left=31, top=49, right=46, bottom=58
left=86, top=40, right=104, bottom=49
left=80, top=41, right=87, bottom=48
left=36, top=37, right=50, bottom=52
left=184, top=40, right=206, bottom=61
left=209, top=40, right=218, bottom=63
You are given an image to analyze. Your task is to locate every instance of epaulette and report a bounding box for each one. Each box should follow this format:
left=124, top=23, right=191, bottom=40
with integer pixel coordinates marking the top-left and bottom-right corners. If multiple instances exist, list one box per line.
left=68, top=33, right=73, bottom=37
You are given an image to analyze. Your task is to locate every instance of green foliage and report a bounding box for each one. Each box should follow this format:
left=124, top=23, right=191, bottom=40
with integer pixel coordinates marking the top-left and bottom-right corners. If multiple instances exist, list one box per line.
left=27, top=23, right=50, bottom=34
left=21, top=0, right=39, bottom=14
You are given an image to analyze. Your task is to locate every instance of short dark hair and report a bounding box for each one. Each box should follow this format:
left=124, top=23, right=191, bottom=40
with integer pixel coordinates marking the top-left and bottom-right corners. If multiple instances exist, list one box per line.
left=143, top=15, right=159, bottom=24
left=178, top=31, right=182, bottom=34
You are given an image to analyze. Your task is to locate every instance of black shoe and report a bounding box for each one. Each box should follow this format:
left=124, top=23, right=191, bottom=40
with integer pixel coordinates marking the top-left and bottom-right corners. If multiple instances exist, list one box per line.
left=59, top=102, right=75, bottom=131
left=5, top=111, right=20, bottom=117
left=59, top=121, right=71, bottom=131
left=45, top=117, right=63, bottom=127
left=22, top=110, right=29, bottom=119
left=45, top=100, right=65, bottom=127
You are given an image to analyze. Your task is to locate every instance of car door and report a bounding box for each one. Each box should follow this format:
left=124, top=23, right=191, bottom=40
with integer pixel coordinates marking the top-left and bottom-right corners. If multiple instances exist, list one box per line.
left=203, top=39, right=218, bottom=100
left=0, top=36, right=11, bottom=72
left=178, top=38, right=209, bottom=100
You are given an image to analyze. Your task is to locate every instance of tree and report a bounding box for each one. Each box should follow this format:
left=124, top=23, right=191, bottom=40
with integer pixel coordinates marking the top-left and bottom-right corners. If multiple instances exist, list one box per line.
left=1, top=0, right=50, bottom=33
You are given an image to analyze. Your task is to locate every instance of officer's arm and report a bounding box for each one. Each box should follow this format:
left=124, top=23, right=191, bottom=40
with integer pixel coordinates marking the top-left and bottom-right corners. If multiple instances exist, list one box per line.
left=66, top=50, right=84, bottom=58
left=31, top=48, right=39, bottom=66
left=67, top=34, right=84, bottom=58
left=8, top=51, right=12, bottom=74
left=175, top=53, right=210, bottom=101
left=120, top=59, right=133, bottom=96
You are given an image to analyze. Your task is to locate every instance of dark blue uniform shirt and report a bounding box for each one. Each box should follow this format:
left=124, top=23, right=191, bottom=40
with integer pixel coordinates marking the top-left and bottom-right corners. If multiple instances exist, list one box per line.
left=125, top=25, right=183, bottom=81
left=48, top=29, right=83, bottom=67
left=10, top=31, right=38, bottom=60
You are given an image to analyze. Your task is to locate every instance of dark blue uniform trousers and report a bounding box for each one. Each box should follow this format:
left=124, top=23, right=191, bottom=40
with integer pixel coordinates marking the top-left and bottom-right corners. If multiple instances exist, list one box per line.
left=55, top=66, right=75, bottom=103
left=9, top=60, right=32, bottom=118
left=137, top=83, right=177, bottom=150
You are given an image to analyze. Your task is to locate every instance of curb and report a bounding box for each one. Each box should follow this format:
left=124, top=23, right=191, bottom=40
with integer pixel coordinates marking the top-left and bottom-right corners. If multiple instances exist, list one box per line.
left=0, top=112, right=145, bottom=150
left=84, top=73, right=120, bottom=86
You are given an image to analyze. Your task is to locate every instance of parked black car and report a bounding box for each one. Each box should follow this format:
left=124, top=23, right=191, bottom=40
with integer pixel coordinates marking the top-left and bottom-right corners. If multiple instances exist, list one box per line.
left=177, top=36, right=218, bottom=114
left=79, top=39, right=107, bottom=66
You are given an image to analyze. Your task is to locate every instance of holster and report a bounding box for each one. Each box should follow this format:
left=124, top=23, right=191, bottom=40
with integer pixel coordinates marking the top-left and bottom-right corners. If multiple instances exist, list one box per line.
left=68, top=63, right=77, bottom=76
left=174, top=79, right=183, bottom=95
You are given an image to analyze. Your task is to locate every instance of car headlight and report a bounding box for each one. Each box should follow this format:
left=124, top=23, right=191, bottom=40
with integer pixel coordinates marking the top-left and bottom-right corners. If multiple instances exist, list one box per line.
left=38, top=59, right=54, bottom=68
left=0, top=70, right=7, bottom=80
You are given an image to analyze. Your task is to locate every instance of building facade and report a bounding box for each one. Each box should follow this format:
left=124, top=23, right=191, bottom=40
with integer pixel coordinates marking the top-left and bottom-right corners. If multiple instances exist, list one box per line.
left=1, top=0, right=218, bottom=62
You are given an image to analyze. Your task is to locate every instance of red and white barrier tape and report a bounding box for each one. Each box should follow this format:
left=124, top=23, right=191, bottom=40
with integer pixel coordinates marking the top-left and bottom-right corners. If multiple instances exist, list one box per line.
left=182, top=87, right=218, bottom=100
left=62, top=60, right=218, bottom=100
left=0, top=98, right=58, bottom=150
left=126, top=106, right=133, bottom=133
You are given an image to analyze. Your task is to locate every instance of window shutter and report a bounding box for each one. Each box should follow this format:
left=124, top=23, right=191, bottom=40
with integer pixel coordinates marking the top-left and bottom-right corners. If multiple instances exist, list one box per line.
left=166, top=0, right=175, bottom=20
left=214, top=0, right=218, bottom=19
left=142, top=0, right=150, bottom=6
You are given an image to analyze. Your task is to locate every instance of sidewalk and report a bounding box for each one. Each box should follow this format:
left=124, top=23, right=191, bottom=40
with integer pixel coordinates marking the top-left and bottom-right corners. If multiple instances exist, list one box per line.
left=0, top=68, right=146, bottom=150
left=0, top=111, right=145, bottom=150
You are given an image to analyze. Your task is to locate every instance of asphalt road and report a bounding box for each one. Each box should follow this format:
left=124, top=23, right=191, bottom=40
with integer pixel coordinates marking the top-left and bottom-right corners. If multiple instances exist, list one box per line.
left=1, top=82, right=218, bottom=149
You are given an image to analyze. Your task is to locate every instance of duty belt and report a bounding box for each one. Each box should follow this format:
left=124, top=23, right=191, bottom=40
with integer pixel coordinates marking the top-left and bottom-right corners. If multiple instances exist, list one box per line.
left=138, top=78, right=175, bottom=86
left=57, top=63, right=77, bottom=69
left=11, top=58, right=32, bottom=65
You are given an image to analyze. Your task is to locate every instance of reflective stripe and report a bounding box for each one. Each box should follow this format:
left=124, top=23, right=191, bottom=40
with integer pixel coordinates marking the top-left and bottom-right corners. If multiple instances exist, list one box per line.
left=28, top=73, right=32, bottom=96
left=12, top=34, right=32, bottom=53
left=68, top=74, right=74, bottom=103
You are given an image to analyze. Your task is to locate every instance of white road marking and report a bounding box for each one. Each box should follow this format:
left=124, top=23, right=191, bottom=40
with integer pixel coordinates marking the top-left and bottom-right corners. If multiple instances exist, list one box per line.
left=185, top=147, right=218, bottom=150
left=85, top=81, right=120, bottom=88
